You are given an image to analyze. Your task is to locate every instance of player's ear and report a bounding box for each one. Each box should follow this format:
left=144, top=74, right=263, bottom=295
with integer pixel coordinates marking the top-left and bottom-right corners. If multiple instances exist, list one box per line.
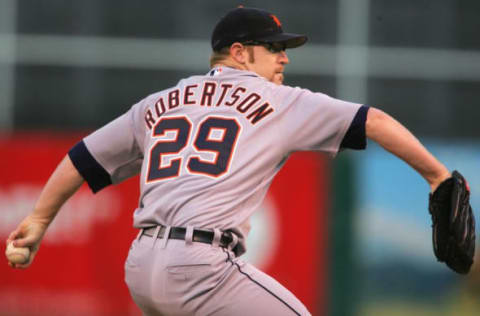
left=230, top=43, right=248, bottom=64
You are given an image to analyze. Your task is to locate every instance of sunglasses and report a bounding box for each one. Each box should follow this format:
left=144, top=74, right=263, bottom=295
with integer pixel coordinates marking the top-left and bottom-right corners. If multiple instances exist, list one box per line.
left=242, top=41, right=286, bottom=53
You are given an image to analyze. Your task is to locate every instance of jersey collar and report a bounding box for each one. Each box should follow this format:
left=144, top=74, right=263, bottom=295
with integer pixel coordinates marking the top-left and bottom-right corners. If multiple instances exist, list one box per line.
left=207, top=66, right=260, bottom=78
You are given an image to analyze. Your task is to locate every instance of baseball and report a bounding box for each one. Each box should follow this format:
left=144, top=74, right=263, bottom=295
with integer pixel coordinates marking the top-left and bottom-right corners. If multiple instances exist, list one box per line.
left=5, top=242, right=30, bottom=264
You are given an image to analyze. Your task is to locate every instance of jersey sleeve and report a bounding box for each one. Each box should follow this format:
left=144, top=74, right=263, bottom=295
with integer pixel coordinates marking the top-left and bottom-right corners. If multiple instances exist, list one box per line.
left=68, top=100, right=146, bottom=193
left=276, top=86, right=365, bottom=157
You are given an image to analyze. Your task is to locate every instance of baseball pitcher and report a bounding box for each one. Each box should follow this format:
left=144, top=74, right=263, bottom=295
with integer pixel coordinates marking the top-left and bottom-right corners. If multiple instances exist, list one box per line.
left=6, top=7, right=475, bottom=316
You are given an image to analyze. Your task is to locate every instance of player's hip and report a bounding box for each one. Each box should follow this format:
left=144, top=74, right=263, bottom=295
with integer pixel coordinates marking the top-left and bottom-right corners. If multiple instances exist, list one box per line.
left=124, top=235, right=234, bottom=314
left=124, top=235, right=310, bottom=315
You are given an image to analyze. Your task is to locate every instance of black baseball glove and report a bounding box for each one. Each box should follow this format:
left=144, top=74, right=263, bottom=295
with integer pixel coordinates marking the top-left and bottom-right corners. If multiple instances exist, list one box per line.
left=429, top=170, right=476, bottom=274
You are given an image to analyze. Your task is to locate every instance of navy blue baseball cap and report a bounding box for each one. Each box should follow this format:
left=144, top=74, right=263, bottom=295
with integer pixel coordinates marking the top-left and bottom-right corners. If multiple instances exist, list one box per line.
left=211, top=7, right=308, bottom=52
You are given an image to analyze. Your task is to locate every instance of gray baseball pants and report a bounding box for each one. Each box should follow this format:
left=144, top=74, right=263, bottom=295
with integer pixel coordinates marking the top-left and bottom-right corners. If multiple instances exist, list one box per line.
left=124, top=228, right=311, bottom=316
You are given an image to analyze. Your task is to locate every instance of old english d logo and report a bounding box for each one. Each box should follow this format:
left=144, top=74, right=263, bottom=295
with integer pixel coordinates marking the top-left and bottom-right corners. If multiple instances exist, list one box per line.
left=270, top=14, right=282, bottom=27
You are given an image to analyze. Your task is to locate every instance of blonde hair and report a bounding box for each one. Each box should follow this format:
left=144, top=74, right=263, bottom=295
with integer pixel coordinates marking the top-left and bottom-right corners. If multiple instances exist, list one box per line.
left=209, top=47, right=231, bottom=68
left=209, top=44, right=255, bottom=68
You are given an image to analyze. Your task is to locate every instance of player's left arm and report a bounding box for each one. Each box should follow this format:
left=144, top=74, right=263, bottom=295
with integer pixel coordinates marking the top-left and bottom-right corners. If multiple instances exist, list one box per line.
left=366, top=107, right=475, bottom=274
left=365, top=107, right=450, bottom=191
left=6, top=155, right=84, bottom=269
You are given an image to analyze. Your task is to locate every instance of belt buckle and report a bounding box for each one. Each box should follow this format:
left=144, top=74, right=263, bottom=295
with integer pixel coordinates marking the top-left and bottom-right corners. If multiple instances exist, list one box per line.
left=221, top=231, right=233, bottom=247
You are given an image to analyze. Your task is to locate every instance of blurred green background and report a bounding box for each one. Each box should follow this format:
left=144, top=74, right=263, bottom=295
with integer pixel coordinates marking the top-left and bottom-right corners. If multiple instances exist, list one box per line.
left=1, top=0, right=479, bottom=315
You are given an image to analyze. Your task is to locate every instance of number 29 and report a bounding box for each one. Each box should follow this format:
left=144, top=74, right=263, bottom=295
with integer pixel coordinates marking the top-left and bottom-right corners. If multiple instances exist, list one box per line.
left=146, top=116, right=241, bottom=182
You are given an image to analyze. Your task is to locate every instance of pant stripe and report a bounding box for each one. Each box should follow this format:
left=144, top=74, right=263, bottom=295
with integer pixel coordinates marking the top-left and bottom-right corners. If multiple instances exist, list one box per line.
left=222, top=249, right=301, bottom=316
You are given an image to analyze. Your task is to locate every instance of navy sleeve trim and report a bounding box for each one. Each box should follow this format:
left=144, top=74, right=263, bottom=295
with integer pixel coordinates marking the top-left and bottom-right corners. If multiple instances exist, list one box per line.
left=340, top=105, right=370, bottom=150
left=68, top=140, right=112, bottom=193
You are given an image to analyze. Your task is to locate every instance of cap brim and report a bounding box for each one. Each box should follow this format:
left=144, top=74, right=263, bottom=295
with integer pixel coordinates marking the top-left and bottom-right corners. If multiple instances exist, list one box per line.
left=257, top=33, right=308, bottom=49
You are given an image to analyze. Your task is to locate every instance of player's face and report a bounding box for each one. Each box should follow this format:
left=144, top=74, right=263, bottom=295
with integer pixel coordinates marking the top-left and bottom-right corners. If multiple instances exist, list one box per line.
left=244, top=43, right=290, bottom=85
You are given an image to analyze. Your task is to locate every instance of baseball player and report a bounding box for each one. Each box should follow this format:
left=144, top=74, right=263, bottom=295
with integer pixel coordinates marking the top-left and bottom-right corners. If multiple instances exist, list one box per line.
left=6, top=7, right=475, bottom=316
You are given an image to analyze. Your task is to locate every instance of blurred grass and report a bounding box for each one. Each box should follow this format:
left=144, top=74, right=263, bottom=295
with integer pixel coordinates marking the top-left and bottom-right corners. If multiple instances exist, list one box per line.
left=359, top=291, right=480, bottom=316
left=360, top=301, right=448, bottom=316
left=358, top=261, right=480, bottom=316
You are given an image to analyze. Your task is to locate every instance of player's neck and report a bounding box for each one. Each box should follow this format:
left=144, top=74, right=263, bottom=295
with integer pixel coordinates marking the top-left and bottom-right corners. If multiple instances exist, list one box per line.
left=214, top=59, right=248, bottom=72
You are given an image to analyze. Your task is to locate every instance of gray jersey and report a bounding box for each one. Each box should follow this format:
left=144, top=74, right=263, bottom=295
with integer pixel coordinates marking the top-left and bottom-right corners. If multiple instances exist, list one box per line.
left=71, top=66, right=362, bottom=255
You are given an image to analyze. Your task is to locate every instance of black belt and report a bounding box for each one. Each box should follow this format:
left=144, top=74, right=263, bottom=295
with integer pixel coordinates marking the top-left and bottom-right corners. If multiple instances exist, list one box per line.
left=142, top=226, right=234, bottom=248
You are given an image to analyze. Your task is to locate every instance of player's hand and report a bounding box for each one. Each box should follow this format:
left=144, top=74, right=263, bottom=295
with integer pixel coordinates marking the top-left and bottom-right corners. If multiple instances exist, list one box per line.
left=6, top=215, right=49, bottom=269
left=428, top=170, right=476, bottom=274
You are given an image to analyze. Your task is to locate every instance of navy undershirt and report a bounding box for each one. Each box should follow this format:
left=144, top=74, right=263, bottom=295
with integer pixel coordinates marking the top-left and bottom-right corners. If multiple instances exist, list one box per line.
left=340, top=105, right=369, bottom=150
left=68, top=141, right=111, bottom=193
